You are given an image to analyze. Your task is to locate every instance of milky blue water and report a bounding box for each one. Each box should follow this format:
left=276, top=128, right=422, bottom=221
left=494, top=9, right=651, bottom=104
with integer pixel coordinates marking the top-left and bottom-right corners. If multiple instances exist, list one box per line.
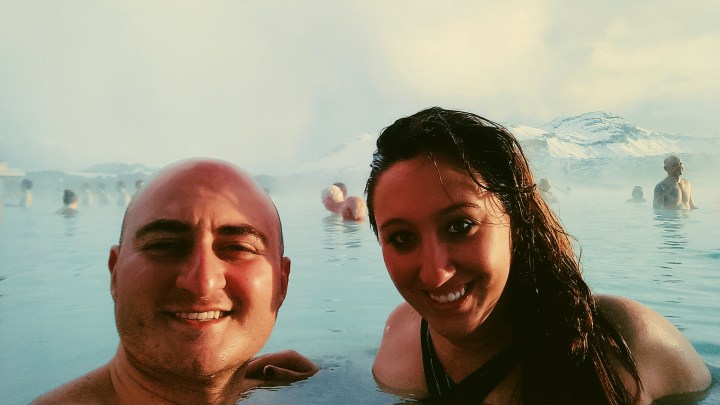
left=1, top=184, right=718, bottom=405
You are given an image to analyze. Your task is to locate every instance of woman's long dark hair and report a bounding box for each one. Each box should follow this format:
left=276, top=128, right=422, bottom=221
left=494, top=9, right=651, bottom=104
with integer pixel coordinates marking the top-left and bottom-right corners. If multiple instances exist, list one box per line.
left=365, top=107, right=641, bottom=405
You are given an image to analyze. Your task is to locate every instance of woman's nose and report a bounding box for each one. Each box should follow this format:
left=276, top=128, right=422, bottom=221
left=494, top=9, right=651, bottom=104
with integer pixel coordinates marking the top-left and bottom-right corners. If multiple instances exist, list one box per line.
left=418, top=239, right=454, bottom=288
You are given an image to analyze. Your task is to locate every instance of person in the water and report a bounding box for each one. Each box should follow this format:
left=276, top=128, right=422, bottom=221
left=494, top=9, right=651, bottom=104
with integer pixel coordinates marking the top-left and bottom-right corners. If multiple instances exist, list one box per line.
left=366, top=107, right=710, bottom=404
left=537, top=177, right=558, bottom=203
left=56, top=189, right=79, bottom=218
left=19, top=178, right=33, bottom=207
left=33, top=158, right=318, bottom=405
left=653, top=155, right=697, bottom=210
left=321, top=183, right=346, bottom=214
left=116, top=180, right=131, bottom=208
left=340, top=195, right=368, bottom=222
left=628, top=186, right=646, bottom=203
left=321, top=181, right=368, bottom=222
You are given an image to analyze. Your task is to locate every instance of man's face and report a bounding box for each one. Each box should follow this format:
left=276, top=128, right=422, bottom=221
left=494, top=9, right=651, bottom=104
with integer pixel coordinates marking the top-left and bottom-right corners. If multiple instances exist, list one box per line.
left=108, top=161, right=289, bottom=379
left=665, top=157, right=684, bottom=177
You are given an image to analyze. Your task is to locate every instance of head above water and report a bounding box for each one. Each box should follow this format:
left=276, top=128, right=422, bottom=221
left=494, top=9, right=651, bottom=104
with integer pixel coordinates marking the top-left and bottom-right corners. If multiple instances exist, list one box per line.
left=663, top=154, right=683, bottom=177
left=632, top=186, right=643, bottom=199
left=332, top=182, right=348, bottom=198
left=63, top=189, right=77, bottom=206
left=365, top=105, right=586, bottom=345
left=341, top=196, right=368, bottom=221
left=120, top=158, right=284, bottom=256
left=366, top=107, right=543, bottom=242
left=321, top=184, right=345, bottom=213
left=110, top=157, right=290, bottom=381
left=538, top=178, right=551, bottom=192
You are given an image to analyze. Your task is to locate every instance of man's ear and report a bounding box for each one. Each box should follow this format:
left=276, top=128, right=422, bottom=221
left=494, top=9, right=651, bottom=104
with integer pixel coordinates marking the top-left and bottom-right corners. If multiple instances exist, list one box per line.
left=108, top=245, right=120, bottom=301
left=277, top=256, right=291, bottom=308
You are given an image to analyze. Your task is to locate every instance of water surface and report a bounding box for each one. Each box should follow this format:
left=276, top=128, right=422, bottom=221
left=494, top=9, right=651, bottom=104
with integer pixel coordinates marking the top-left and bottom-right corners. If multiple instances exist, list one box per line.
left=0, top=186, right=717, bottom=404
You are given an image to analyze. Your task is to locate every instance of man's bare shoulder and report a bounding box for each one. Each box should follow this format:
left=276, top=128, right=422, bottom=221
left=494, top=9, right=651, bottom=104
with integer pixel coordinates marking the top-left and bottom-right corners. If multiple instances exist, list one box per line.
left=654, top=178, right=672, bottom=192
left=31, top=365, right=116, bottom=405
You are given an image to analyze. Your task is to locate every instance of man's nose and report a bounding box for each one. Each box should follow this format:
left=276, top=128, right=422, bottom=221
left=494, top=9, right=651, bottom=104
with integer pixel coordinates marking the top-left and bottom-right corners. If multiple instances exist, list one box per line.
left=418, top=238, right=454, bottom=288
left=176, top=241, right=226, bottom=296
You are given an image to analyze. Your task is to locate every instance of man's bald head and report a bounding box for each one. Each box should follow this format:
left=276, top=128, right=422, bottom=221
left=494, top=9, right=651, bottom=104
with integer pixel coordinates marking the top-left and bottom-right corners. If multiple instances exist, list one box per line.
left=118, top=158, right=284, bottom=256
left=664, top=155, right=681, bottom=168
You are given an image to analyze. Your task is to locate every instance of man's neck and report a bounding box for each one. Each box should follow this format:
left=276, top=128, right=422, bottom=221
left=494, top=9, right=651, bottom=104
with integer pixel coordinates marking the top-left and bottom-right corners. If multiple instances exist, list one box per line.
left=109, top=347, right=249, bottom=405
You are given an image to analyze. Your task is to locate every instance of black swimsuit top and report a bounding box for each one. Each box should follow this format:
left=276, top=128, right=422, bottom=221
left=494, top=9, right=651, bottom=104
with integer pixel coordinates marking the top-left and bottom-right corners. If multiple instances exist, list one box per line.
left=420, top=318, right=522, bottom=404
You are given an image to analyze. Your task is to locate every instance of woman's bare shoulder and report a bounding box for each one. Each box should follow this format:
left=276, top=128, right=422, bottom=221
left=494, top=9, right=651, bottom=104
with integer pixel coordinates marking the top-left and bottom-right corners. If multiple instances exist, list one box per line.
left=595, top=294, right=711, bottom=402
left=372, top=302, right=426, bottom=395
left=31, top=365, right=116, bottom=405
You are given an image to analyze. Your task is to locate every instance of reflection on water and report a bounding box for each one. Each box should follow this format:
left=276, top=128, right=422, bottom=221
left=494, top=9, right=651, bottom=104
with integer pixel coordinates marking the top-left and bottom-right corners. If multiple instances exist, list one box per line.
left=322, top=214, right=366, bottom=253
left=63, top=215, right=78, bottom=237
left=2, top=190, right=718, bottom=405
left=650, top=210, right=691, bottom=298
left=654, top=209, right=689, bottom=253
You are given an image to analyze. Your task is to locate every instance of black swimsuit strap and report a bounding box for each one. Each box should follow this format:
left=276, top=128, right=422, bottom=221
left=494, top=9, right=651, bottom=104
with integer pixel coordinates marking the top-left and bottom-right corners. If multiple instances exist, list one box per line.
left=420, top=318, right=522, bottom=403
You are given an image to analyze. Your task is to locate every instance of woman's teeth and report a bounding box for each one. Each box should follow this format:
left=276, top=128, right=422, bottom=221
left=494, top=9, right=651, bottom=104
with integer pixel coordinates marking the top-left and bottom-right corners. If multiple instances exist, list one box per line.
left=429, top=286, right=467, bottom=304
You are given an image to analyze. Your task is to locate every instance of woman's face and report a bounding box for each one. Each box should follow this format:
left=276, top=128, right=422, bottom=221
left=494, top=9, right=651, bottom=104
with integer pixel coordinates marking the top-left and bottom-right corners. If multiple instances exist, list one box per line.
left=372, top=156, right=513, bottom=340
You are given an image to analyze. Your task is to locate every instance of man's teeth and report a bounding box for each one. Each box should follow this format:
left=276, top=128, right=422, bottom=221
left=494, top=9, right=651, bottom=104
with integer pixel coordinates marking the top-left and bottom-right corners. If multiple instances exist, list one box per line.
left=429, top=286, right=467, bottom=304
left=176, top=310, right=222, bottom=321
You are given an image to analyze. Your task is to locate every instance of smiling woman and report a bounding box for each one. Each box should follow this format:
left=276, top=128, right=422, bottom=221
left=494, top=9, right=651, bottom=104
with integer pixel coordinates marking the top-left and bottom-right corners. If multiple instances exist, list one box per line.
left=365, top=107, right=711, bottom=405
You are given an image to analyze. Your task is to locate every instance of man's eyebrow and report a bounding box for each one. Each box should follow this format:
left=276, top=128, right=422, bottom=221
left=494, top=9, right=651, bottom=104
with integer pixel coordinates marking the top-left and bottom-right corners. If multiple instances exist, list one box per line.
left=217, top=224, right=268, bottom=246
left=134, top=219, right=192, bottom=240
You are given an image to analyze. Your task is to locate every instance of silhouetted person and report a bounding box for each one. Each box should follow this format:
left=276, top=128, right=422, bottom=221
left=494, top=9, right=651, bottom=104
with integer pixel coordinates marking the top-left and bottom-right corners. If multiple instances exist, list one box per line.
left=628, top=186, right=646, bottom=203
left=56, top=189, right=78, bottom=218
left=20, top=178, right=33, bottom=207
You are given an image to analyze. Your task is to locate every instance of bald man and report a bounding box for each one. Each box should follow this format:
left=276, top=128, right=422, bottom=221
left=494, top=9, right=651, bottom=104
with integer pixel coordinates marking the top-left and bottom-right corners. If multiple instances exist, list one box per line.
left=33, top=158, right=317, bottom=404
left=653, top=155, right=697, bottom=210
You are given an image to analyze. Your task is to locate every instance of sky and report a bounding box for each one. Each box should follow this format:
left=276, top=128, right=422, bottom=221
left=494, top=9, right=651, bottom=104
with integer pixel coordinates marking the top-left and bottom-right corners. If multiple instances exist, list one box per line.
left=1, top=0, right=718, bottom=175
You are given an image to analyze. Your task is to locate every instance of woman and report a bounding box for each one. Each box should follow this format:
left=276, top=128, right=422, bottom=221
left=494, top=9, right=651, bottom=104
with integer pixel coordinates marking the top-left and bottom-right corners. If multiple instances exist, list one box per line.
left=366, top=107, right=710, bottom=404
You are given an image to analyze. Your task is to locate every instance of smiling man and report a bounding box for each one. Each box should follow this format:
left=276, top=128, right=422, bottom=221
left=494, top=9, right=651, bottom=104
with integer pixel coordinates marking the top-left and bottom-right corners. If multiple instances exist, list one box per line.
left=33, top=158, right=317, bottom=404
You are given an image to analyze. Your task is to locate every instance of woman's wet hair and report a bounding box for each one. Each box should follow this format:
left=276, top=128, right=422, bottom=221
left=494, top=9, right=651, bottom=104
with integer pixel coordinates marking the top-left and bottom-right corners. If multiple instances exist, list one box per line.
left=365, top=107, right=641, bottom=404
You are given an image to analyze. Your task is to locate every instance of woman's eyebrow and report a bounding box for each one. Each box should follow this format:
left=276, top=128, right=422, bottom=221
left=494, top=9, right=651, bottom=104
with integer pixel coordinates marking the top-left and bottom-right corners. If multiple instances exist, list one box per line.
left=378, top=218, right=408, bottom=233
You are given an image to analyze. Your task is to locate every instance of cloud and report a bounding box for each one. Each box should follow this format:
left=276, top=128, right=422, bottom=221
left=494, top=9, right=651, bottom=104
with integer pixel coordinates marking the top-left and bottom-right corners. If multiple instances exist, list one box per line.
left=0, top=1, right=718, bottom=173
left=365, top=1, right=554, bottom=117
left=562, top=7, right=720, bottom=120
